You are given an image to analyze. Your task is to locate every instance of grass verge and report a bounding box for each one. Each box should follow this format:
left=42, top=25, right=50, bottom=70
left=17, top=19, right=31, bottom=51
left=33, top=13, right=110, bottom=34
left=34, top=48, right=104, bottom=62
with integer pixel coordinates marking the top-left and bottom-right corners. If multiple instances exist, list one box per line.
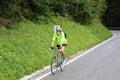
left=0, top=17, right=112, bottom=80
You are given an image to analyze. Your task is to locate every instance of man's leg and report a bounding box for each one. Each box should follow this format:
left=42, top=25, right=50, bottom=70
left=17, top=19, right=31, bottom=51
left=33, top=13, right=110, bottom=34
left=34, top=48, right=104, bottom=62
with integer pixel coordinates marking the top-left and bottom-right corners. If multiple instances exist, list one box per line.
left=61, top=46, right=65, bottom=58
left=61, top=45, right=67, bottom=64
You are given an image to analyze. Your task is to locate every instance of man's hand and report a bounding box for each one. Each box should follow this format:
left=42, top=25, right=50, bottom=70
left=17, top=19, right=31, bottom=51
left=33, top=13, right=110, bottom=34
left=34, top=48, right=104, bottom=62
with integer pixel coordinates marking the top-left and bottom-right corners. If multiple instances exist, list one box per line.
left=51, top=46, right=54, bottom=50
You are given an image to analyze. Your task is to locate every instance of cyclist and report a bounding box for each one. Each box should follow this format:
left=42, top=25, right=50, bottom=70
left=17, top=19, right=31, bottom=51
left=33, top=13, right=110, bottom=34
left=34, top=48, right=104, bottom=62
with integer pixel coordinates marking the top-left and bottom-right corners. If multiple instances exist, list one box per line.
left=51, top=26, right=67, bottom=63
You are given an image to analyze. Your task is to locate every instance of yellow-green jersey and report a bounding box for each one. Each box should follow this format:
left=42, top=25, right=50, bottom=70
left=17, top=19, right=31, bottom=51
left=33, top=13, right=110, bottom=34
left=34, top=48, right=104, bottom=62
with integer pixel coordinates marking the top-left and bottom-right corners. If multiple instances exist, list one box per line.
left=52, top=32, right=67, bottom=45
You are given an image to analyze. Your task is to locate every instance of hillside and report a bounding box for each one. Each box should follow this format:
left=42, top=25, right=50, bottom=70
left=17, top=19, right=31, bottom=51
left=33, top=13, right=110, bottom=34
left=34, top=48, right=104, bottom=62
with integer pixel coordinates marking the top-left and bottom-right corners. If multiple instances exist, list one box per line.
left=0, top=16, right=112, bottom=79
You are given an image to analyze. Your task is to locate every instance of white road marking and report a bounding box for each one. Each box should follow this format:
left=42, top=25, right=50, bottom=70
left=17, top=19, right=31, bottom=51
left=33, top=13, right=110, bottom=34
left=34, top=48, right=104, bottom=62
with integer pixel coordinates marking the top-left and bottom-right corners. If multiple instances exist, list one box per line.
left=35, top=33, right=116, bottom=80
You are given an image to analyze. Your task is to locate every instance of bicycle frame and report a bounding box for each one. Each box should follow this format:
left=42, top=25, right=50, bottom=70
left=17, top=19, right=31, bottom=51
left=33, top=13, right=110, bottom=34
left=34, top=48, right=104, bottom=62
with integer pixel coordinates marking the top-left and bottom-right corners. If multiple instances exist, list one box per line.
left=51, top=47, right=65, bottom=75
left=54, top=47, right=62, bottom=58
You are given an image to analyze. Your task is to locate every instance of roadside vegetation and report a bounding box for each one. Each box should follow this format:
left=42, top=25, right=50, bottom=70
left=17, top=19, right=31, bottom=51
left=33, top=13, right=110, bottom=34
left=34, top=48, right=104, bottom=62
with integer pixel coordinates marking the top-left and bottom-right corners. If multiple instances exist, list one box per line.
left=0, top=0, right=113, bottom=79
left=0, top=16, right=112, bottom=79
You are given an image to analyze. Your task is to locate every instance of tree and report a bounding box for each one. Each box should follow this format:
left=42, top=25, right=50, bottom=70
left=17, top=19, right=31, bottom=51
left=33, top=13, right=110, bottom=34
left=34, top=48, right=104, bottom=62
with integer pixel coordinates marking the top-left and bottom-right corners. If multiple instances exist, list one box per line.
left=102, top=0, right=120, bottom=27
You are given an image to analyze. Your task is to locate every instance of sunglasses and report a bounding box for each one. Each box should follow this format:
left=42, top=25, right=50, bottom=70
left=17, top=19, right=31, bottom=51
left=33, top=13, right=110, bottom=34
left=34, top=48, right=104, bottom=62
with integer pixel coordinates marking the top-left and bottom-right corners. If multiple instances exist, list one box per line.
left=56, top=30, right=61, bottom=32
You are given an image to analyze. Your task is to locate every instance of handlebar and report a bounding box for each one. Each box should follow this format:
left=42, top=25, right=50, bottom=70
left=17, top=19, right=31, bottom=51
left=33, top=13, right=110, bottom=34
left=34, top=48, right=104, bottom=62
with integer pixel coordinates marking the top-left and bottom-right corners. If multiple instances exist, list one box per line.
left=49, top=47, right=62, bottom=52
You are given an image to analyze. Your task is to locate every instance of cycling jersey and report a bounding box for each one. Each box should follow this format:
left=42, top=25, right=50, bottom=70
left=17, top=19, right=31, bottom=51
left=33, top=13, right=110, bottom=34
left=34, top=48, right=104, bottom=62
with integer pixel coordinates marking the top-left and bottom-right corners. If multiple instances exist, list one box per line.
left=52, top=32, right=67, bottom=45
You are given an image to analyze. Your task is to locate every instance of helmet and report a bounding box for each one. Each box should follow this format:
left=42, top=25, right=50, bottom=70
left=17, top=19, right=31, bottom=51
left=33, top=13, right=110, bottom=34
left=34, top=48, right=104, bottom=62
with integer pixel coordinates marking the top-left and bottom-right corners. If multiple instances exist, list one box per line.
left=56, top=27, right=62, bottom=32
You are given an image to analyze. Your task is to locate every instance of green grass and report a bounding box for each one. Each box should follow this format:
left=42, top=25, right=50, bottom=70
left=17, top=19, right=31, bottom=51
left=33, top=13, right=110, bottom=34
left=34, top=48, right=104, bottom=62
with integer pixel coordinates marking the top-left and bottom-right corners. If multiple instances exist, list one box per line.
left=0, top=17, right=112, bottom=80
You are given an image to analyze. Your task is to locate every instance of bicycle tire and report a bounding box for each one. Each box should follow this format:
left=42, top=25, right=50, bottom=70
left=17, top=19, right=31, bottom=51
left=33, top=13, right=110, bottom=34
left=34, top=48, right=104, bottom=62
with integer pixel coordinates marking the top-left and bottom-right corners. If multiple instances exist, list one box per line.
left=60, top=56, right=67, bottom=71
left=51, top=56, right=58, bottom=75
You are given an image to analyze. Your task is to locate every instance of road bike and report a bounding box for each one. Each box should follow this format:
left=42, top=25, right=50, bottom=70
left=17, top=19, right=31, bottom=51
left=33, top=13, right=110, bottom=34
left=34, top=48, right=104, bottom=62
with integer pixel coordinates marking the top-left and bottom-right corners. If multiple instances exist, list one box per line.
left=50, top=47, right=67, bottom=75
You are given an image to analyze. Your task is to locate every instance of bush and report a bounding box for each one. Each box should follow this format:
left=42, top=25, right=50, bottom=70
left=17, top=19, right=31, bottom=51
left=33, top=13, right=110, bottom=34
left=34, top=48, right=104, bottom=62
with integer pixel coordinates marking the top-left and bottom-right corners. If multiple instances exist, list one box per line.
left=0, top=0, right=106, bottom=24
left=66, top=0, right=106, bottom=24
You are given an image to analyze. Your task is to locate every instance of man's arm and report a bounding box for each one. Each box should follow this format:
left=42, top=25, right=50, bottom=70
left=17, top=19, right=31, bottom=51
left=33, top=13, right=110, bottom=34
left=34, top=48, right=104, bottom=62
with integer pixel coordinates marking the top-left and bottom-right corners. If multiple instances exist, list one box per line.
left=60, top=32, right=65, bottom=48
left=51, top=33, right=56, bottom=49
left=51, top=40, right=55, bottom=47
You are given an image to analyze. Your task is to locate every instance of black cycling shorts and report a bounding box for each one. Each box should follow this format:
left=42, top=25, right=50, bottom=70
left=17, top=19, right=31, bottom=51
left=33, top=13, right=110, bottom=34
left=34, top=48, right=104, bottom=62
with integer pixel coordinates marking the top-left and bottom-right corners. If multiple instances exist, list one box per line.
left=56, top=44, right=67, bottom=49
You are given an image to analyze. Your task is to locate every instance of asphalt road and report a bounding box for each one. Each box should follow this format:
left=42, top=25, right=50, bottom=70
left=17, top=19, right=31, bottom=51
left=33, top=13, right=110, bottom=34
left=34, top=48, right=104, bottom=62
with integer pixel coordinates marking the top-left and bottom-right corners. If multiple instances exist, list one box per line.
left=36, top=30, right=120, bottom=80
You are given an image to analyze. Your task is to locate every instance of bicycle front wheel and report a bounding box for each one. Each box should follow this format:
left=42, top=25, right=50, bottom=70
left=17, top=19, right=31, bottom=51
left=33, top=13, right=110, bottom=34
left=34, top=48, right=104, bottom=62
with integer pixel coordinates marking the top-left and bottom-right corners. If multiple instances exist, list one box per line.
left=51, top=56, right=58, bottom=75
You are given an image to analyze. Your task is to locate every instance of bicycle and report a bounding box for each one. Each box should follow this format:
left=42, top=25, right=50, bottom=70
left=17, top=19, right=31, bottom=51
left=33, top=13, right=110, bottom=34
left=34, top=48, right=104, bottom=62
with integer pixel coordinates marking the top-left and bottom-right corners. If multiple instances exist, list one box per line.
left=50, top=47, right=67, bottom=75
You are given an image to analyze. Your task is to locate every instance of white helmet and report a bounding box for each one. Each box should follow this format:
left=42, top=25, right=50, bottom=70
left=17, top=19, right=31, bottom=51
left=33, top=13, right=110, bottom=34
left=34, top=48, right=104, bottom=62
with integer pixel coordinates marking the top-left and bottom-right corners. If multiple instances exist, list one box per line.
left=56, top=27, right=62, bottom=32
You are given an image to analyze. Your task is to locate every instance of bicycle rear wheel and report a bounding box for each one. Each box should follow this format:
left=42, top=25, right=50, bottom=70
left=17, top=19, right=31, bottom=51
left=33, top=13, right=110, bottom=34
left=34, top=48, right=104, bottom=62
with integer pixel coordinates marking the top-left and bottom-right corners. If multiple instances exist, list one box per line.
left=60, top=56, right=67, bottom=72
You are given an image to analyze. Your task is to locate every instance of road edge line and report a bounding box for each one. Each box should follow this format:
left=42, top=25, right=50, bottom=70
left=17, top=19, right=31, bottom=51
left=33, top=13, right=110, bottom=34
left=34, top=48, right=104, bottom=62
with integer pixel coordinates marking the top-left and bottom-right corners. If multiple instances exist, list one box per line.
left=21, top=33, right=116, bottom=80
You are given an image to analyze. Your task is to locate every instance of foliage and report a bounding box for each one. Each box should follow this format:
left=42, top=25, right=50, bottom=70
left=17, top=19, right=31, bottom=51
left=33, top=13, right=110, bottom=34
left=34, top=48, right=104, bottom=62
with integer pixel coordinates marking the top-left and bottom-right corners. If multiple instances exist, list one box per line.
left=0, top=0, right=22, bottom=21
left=102, top=0, right=120, bottom=26
left=0, top=16, right=112, bottom=79
left=66, top=0, right=106, bottom=24
left=0, top=0, right=106, bottom=24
